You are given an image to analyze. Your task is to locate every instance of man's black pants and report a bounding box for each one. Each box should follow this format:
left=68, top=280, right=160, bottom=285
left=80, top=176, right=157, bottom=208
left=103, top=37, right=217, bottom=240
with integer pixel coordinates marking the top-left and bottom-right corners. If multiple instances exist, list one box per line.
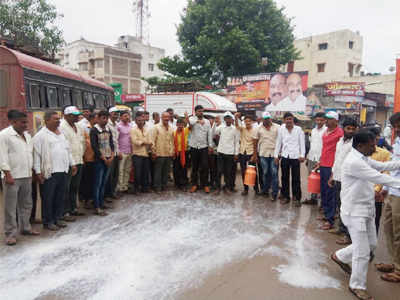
left=173, top=152, right=188, bottom=188
left=281, top=157, right=301, bottom=201
left=217, top=153, right=235, bottom=190
left=133, top=155, right=151, bottom=191
left=190, top=147, right=209, bottom=188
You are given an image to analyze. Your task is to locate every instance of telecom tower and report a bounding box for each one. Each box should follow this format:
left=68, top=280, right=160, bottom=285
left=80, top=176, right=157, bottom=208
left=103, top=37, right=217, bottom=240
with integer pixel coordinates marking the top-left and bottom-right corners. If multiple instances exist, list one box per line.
left=133, top=0, right=150, bottom=43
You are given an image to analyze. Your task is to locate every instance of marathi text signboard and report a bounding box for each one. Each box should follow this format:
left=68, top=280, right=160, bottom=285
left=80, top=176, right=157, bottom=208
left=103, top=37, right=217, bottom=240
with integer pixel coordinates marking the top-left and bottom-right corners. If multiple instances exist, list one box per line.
left=227, top=71, right=308, bottom=112
left=122, top=94, right=145, bottom=103
left=325, top=82, right=365, bottom=97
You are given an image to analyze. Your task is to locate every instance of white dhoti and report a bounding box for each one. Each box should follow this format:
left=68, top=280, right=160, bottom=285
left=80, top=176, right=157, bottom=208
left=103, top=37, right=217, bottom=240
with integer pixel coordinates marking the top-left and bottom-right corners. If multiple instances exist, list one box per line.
left=335, top=214, right=377, bottom=290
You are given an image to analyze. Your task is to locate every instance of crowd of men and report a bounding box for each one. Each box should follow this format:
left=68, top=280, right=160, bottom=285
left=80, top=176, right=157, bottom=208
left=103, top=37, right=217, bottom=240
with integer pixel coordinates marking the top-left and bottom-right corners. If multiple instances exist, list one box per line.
left=1, top=104, right=400, bottom=300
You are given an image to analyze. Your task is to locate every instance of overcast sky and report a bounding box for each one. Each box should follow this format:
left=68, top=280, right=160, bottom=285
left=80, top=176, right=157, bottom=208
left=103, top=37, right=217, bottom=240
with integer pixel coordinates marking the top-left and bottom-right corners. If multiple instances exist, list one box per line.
left=48, top=0, right=400, bottom=74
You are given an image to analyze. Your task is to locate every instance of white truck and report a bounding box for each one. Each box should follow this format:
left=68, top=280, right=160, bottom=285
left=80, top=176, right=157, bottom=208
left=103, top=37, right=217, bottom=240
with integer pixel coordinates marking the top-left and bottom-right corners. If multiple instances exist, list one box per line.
left=144, top=92, right=237, bottom=117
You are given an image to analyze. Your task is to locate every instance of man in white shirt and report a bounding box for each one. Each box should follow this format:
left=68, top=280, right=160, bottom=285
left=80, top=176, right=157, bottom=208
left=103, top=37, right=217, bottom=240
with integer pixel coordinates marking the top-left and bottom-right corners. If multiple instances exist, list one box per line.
left=214, top=111, right=239, bottom=195
left=188, top=105, right=213, bottom=193
left=304, top=112, right=326, bottom=205
left=331, top=130, right=400, bottom=300
left=33, top=111, right=76, bottom=231
left=328, top=118, right=358, bottom=243
left=0, top=110, right=40, bottom=246
left=274, top=112, right=305, bottom=206
left=60, top=106, right=86, bottom=220
left=77, top=105, right=95, bottom=132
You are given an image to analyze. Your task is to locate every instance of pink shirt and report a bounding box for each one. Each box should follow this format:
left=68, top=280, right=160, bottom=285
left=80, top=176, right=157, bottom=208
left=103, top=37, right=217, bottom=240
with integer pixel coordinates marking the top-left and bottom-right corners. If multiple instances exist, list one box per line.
left=117, top=122, right=132, bottom=154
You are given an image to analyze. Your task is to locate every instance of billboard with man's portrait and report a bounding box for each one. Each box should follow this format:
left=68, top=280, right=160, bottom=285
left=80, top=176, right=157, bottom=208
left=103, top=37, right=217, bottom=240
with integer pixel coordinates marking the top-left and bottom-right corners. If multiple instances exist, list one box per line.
left=227, top=71, right=308, bottom=112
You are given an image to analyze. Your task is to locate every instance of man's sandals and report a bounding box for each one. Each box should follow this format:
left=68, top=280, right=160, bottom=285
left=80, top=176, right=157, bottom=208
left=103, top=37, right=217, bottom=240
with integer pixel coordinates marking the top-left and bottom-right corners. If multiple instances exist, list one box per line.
left=331, top=253, right=352, bottom=275
left=375, top=263, right=400, bottom=283
left=348, top=287, right=374, bottom=300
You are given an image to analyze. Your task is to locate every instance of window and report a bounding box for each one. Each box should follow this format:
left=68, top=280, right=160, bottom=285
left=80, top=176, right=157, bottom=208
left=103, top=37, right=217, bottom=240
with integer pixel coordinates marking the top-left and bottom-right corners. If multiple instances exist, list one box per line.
left=148, top=63, right=154, bottom=72
left=62, top=88, right=72, bottom=107
left=72, top=90, right=83, bottom=108
left=348, top=63, right=354, bottom=77
left=79, top=63, right=88, bottom=71
left=349, top=41, right=354, bottom=49
left=95, top=59, right=104, bottom=68
left=29, top=84, right=41, bottom=108
left=0, top=70, right=8, bottom=107
left=94, top=94, right=106, bottom=108
left=318, top=43, right=328, bottom=50
left=317, top=63, right=326, bottom=73
left=46, top=87, right=58, bottom=108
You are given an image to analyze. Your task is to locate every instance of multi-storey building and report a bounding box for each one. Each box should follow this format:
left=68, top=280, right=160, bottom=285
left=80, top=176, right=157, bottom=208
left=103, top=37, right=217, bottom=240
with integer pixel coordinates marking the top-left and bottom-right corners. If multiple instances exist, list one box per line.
left=58, top=36, right=165, bottom=94
left=115, top=35, right=165, bottom=92
left=281, top=29, right=363, bottom=87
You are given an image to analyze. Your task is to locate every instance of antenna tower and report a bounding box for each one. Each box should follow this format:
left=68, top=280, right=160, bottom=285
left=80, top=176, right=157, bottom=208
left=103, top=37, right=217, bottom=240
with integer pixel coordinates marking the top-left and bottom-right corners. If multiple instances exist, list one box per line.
left=133, top=0, right=150, bottom=43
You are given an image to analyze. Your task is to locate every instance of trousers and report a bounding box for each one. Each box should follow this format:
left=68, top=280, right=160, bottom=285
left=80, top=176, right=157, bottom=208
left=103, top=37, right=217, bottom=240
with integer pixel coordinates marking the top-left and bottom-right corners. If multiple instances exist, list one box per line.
left=320, top=166, right=336, bottom=225
left=64, top=164, right=83, bottom=214
left=260, top=156, right=278, bottom=196
left=105, top=156, right=119, bottom=197
left=117, top=154, right=132, bottom=192
left=153, top=157, right=172, bottom=191
left=42, top=173, right=68, bottom=226
left=173, top=152, right=188, bottom=188
left=217, top=153, right=235, bottom=190
left=281, top=157, right=301, bottom=201
left=384, top=195, right=400, bottom=272
left=3, top=177, right=32, bottom=238
left=190, top=147, right=209, bottom=188
left=133, top=155, right=150, bottom=191
left=93, top=161, right=110, bottom=209
left=336, top=214, right=377, bottom=290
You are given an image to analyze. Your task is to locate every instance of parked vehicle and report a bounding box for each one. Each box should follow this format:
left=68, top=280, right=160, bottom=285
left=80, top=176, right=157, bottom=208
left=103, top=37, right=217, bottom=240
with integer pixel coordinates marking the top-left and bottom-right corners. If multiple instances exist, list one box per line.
left=144, top=91, right=237, bottom=116
left=0, top=46, right=114, bottom=132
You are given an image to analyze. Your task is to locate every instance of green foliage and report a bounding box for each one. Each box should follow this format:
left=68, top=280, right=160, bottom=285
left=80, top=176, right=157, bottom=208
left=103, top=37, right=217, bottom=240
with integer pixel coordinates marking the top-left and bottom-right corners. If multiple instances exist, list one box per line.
left=163, top=0, right=299, bottom=86
left=0, top=0, right=64, bottom=58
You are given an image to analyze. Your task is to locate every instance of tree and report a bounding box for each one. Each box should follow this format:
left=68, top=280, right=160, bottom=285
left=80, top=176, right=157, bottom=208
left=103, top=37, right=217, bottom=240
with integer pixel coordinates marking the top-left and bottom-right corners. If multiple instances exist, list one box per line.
left=162, top=0, right=299, bottom=86
left=0, top=0, right=64, bottom=59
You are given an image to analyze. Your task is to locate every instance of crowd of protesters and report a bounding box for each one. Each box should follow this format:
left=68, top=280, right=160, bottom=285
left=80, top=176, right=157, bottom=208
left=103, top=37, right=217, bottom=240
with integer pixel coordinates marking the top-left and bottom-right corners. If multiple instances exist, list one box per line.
left=1, top=104, right=400, bottom=299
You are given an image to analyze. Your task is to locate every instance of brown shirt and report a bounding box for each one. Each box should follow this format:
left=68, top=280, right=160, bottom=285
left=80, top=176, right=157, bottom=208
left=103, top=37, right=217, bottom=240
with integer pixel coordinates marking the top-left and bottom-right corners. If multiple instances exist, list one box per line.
left=131, top=127, right=150, bottom=157
left=151, top=123, right=174, bottom=157
left=238, top=125, right=256, bottom=155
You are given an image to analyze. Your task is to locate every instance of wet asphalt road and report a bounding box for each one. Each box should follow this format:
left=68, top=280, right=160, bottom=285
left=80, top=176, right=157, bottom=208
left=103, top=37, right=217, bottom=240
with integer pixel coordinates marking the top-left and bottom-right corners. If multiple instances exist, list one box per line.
left=0, top=166, right=399, bottom=300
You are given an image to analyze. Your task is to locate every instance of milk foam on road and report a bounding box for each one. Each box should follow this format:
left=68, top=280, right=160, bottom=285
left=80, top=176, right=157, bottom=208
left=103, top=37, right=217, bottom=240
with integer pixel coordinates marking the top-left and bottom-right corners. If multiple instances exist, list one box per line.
left=269, top=206, right=341, bottom=289
left=0, top=195, right=295, bottom=300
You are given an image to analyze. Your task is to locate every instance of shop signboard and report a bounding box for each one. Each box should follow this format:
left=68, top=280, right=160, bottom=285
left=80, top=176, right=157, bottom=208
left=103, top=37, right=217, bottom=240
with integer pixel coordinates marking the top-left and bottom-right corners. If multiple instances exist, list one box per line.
left=325, top=82, right=365, bottom=97
left=122, top=94, right=145, bottom=103
left=227, top=71, right=308, bottom=112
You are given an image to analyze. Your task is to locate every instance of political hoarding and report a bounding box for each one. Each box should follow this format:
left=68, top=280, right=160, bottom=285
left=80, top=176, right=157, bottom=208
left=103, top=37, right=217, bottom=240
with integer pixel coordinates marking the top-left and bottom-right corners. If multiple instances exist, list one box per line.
left=227, top=71, right=308, bottom=112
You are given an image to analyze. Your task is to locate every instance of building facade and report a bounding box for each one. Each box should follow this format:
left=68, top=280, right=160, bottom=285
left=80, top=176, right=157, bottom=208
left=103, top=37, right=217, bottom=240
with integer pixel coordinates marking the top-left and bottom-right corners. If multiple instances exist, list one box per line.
left=115, top=35, right=165, bottom=92
left=282, top=29, right=363, bottom=87
left=58, top=39, right=142, bottom=94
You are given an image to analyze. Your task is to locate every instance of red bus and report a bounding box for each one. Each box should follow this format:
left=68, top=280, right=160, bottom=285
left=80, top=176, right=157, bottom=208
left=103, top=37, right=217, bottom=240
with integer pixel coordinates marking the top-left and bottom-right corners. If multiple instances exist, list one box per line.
left=0, top=46, right=114, bottom=132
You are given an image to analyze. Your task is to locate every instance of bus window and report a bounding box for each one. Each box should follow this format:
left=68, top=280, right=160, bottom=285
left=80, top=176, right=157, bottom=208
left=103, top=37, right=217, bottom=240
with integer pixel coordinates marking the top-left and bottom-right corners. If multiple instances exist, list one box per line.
left=0, top=70, right=8, bottom=107
left=29, top=84, right=41, bottom=108
left=83, top=92, right=94, bottom=107
left=46, top=87, right=58, bottom=108
left=72, top=90, right=83, bottom=108
left=94, top=94, right=106, bottom=108
left=62, top=88, right=72, bottom=107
